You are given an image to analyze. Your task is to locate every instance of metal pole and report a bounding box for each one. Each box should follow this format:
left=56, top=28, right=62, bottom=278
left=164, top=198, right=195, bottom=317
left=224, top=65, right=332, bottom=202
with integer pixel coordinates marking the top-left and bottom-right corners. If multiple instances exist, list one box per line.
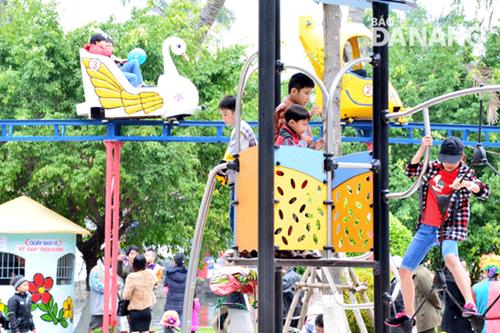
left=274, top=1, right=283, bottom=333
left=258, top=0, right=276, bottom=332
left=372, top=2, right=390, bottom=332
left=103, top=140, right=123, bottom=332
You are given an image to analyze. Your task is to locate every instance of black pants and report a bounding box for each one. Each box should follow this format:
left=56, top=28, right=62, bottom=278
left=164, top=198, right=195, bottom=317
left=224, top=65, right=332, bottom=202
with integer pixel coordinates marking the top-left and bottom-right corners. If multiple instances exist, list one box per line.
left=128, top=308, right=152, bottom=331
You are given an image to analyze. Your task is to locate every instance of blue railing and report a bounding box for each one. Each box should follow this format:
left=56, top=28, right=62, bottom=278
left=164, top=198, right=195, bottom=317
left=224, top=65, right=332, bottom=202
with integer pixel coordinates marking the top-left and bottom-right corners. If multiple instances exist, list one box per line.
left=0, top=119, right=498, bottom=147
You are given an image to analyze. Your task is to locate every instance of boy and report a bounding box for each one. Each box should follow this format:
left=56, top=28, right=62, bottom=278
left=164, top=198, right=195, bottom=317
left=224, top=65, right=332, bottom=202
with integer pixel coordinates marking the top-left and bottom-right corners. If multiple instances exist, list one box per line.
left=275, top=104, right=310, bottom=147
left=84, top=33, right=144, bottom=87
left=274, top=73, right=321, bottom=145
left=385, top=136, right=490, bottom=328
left=219, top=95, right=257, bottom=233
left=145, top=248, right=164, bottom=287
left=7, top=275, right=36, bottom=333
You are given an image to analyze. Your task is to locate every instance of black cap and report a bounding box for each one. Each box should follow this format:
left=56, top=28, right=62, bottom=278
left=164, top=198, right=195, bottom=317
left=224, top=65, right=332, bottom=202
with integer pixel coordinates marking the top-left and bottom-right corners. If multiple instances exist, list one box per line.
left=89, top=33, right=108, bottom=44
left=11, top=275, right=27, bottom=290
left=438, top=137, right=464, bottom=164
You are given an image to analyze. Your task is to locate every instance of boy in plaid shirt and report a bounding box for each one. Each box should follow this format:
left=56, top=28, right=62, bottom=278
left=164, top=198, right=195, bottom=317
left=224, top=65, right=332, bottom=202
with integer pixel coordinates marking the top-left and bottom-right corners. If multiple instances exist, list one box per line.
left=386, top=136, right=490, bottom=328
left=218, top=95, right=257, bottom=234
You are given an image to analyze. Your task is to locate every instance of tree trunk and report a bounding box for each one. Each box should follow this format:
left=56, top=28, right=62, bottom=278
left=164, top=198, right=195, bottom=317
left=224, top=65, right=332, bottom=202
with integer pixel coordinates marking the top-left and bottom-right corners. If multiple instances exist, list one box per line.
left=323, top=4, right=342, bottom=157
left=349, top=7, right=365, bottom=24
left=198, top=0, right=226, bottom=41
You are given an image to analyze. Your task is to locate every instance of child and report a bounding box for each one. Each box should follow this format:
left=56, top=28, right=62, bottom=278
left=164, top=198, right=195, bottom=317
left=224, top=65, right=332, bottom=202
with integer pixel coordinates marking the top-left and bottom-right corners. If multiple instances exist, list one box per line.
left=7, top=275, right=36, bottom=333
left=274, top=73, right=321, bottom=146
left=275, top=104, right=310, bottom=147
left=315, top=314, right=324, bottom=333
left=84, top=33, right=144, bottom=88
left=218, top=95, right=257, bottom=234
left=472, top=254, right=500, bottom=333
left=275, top=105, right=321, bottom=260
left=161, top=310, right=180, bottom=333
left=145, top=248, right=164, bottom=288
left=385, top=136, right=490, bottom=328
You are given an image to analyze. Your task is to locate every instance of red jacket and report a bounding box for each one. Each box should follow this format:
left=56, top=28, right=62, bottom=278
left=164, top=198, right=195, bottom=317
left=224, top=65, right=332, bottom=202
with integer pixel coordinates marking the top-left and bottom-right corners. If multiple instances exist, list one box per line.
left=275, top=125, right=307, bottom=147
left=83, top=43, right=112, bottom=57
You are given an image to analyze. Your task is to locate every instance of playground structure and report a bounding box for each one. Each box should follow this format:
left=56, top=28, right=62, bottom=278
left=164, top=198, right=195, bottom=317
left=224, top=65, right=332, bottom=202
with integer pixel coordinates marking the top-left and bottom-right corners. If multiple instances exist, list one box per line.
left=0, top=1, right=498, bottom=333
left=77, top=37, right=199, bottom=120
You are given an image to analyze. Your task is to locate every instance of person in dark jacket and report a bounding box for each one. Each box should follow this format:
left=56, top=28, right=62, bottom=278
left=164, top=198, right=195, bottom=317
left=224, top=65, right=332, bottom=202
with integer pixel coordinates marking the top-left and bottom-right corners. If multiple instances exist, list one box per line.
left=163, top=253, right=188, bottom=321
left=7, top=275, right=36, bottom=333
left=441, top=267, right=473, bottom=333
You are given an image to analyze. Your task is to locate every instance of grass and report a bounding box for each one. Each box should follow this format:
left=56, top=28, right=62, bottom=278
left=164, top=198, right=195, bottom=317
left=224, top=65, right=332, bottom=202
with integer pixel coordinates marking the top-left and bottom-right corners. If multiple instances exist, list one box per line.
left=198, top=328, right=216, bottom=333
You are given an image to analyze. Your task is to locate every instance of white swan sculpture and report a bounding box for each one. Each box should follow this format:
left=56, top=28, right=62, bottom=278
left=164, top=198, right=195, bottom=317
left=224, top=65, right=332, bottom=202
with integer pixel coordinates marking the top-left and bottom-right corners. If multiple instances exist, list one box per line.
left=157, top=37, right=200, bottom=118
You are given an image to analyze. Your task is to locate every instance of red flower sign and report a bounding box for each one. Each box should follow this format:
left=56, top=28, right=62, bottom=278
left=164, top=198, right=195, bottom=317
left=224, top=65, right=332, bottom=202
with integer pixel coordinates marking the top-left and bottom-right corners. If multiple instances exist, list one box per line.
left=28, top=273, right=53, bottom=304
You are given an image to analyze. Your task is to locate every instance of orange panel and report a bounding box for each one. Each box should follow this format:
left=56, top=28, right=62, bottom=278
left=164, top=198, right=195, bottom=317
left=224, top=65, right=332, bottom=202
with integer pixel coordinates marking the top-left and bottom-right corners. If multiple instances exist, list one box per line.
left=332, top=172, right=374, bottom=252
left=235, top=147, right=259, bottom=251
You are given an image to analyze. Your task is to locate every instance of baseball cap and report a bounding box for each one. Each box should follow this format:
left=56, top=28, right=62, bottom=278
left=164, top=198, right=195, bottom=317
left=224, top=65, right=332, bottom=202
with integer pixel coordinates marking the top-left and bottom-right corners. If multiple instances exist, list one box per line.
left=11, top=275, right=28, bottom=290
left=438, top=137, right=464, bottom=164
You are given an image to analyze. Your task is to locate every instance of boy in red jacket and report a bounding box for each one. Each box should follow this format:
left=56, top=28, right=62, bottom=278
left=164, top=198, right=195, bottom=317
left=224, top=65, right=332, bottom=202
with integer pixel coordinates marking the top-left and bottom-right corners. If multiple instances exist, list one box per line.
left=83, top=33, right=144, bottom=87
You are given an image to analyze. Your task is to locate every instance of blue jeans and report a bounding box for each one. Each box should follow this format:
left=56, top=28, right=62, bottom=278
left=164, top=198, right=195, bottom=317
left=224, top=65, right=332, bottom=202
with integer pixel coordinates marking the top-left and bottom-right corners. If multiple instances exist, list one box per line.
left=121, top=59, right=143, bottom=87
left=401, top=224, right=459, bottom=272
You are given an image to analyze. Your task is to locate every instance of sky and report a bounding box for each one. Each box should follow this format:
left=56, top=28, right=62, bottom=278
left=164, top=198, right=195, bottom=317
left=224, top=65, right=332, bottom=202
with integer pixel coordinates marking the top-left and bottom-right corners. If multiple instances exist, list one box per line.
left=55, top=0, right=496, bottom=72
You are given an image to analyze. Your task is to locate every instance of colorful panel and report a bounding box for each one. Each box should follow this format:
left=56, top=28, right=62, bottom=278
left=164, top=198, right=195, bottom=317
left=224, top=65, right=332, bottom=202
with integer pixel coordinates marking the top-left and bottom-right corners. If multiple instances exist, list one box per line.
left=274, top=166, right=327, bottom=250
left=275, top=146, right=325, bottom=182
left=332, top=172, right=373, bottom=252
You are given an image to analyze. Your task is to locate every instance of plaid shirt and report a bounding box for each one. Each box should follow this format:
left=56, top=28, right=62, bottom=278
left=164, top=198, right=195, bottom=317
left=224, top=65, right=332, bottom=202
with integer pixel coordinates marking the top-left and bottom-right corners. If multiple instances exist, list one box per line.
left=406, top=160, right=490, bottom=241
left=225, top=120, right=257, bottom=184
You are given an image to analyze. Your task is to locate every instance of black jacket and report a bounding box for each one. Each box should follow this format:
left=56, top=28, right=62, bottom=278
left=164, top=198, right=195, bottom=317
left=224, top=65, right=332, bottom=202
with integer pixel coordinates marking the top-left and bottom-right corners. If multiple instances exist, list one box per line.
left=163, top=265, right=188, bottom=313
left=7, top=292, right=35, bottom=332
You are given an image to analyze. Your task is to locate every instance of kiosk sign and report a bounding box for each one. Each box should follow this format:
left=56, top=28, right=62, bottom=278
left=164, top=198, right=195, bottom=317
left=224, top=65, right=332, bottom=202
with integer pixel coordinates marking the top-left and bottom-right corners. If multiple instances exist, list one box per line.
left=17, top=239, right=64, bottom=253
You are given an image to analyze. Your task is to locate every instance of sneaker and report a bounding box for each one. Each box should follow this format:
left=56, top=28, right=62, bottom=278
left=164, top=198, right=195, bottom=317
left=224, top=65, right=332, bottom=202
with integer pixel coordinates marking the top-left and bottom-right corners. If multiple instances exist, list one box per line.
left=462, top=302, right=478, bottom=317
left=385, top=312, right=412, bottom=327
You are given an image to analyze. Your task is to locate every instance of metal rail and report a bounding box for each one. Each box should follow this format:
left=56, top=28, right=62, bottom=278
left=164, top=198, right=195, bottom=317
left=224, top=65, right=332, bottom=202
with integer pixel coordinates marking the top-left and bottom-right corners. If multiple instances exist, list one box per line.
left=386, top=85, right=500, bottom=120
left=0, top=119, right=498, bottom=146
left=181, top=163, right=227, bottom=333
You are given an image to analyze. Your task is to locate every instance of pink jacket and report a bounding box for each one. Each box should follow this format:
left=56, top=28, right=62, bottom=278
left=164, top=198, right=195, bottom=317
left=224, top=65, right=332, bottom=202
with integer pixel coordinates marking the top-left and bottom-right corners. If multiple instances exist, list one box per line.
left=191, top=298, right=200, bottom=331
left=83, top=43, right=112, bottom=57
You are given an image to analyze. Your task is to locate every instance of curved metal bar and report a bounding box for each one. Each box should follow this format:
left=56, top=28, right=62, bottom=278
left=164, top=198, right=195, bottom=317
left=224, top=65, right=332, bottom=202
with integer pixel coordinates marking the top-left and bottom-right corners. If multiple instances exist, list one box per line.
left=386, top=85, right=500, bottom=120
left=235, top=52, right=258, bottom=153
left=324, top=56, right=372, bottom=256
left=283, top=64, right=329, bottom=101
left=326, top=57, right=373, bottom=154
left=181, top=163, right=227, bottom=333
left=386, top=107, right=431, bottom=199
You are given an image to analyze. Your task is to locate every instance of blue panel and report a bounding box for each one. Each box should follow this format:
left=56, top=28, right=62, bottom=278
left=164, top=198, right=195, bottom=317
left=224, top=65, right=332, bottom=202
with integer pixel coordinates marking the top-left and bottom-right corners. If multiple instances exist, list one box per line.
left=275, top=146, right=373, bottom=185
left=333, top=151, right=373, bottom=187
left=275, top=146, right=325, bottom=182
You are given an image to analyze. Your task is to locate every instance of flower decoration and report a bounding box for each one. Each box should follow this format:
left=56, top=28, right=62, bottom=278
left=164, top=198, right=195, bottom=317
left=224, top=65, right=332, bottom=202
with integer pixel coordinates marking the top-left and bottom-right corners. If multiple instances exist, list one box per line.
left=29, top=273, right=53, bottom=304
left=63, top=296, right=73, bottom=321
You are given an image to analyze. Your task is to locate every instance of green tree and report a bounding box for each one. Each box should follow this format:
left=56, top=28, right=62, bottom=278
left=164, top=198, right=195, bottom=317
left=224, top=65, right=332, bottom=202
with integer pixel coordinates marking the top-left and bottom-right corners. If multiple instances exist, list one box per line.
left=0, top=0, right=245, bottom=279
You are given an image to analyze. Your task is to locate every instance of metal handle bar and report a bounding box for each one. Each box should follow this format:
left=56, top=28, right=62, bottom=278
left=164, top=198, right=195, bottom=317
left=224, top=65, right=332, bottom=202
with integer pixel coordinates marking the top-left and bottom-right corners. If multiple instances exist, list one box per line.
left=181, top=163, right=227, bottom=333
left=386, top=85, right=500, bottom=120
left=386, top=107, right=431, bottom=199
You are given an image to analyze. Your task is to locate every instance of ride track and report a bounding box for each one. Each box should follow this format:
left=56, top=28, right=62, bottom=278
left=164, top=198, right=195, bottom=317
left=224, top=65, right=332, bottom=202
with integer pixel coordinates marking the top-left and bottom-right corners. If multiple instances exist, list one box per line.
left=0, top=119, right=498, bottom=147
